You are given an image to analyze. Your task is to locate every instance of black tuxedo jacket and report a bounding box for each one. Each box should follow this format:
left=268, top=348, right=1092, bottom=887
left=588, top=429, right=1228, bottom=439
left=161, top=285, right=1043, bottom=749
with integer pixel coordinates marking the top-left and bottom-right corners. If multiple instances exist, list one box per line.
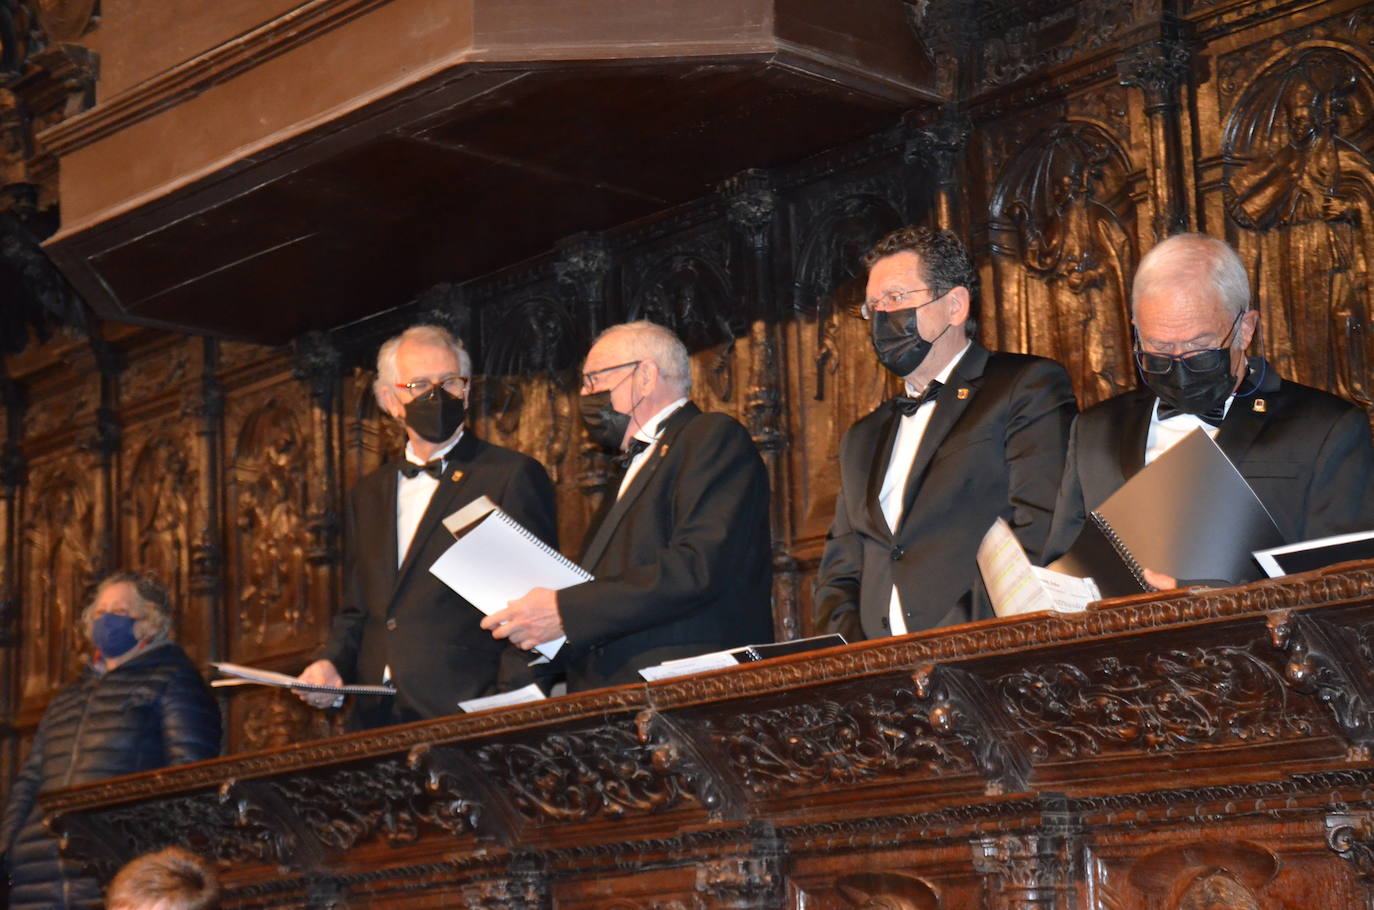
left=320, top=431, right=556, bottom=727
left=1044, top=359, right=1374, bottom=570
left=814, top=345, right=1077, bottom=639
left=556, top=402, right=774, bottom=691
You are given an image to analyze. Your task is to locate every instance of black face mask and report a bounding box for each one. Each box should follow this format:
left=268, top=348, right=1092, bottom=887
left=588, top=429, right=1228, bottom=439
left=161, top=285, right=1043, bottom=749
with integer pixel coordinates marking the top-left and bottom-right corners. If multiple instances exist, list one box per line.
left=871, top=308, right=950, bottom=378
left=1141, top=357, right=1237, bottom=417
left=579, top=390, right=632, bottom=451
left=404, top=387, right=466, bottom=443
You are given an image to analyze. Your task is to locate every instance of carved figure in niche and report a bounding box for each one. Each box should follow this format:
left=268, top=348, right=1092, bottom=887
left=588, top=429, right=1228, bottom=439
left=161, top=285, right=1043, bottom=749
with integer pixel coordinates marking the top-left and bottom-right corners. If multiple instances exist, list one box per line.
left=1224, top=45, right=1374, bottom=408
left=21, top=468, right=96, bottom=696
left=834, top=870, right=939, bottom=908
left=1174, top=870, right=1261, bottom=910
left=795, top=192, right=904, bottom=399
left=482, top=293, right=581, bottom=474
left=128, top=435, right=192, bottom=611
left=1128, top=842, right=1277, bottom=910
left=990, top=121, right=1137, bottom=405
left=628, top=252, right=739, bottom=401
left=231, top=401, right=308, bottom=646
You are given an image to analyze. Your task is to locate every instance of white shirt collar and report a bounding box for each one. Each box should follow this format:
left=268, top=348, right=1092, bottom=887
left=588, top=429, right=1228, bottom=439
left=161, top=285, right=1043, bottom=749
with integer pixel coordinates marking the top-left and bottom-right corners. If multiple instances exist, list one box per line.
left=403, top=431, right=463, bottom=468
left=904, top=339, right=972, bottom=396
left=631, top=397, right=689, bottom=446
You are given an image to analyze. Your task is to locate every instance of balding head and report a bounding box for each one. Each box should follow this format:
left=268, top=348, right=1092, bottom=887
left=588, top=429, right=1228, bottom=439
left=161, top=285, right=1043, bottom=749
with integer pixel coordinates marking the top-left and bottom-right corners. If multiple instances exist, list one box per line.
left=1131, top=233, right=1250, bottom=320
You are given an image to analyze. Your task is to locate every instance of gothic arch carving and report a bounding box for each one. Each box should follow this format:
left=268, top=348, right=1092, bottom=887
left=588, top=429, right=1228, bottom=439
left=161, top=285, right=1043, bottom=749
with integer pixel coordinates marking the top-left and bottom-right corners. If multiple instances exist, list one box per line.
left=989, top=120, right=1138, bottom=405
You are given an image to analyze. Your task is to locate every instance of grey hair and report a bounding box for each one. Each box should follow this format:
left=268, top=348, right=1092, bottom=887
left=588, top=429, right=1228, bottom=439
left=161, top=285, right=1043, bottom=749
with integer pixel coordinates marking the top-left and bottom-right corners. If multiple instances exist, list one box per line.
left=1132, top=233, right=1251, bottom=319
left=592, top=321, right=692, bottom=395
left=373, top=325, right=472, bottom=411
left=81, top=572, right=173, bottom=644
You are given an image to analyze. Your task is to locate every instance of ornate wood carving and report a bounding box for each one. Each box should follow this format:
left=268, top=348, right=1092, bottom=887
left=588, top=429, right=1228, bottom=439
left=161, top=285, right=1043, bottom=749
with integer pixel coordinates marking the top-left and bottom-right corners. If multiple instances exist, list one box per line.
left=472, top=717, right=705, bottom=827
left=226, top=393, right=312, bottom=651
left=988, top=120, right=1138, bottom=403
left=913, top=663, right=1033, bottom=795
left=36, top=571, right=1374, bottom=907
left=1221, top=42, right=1374, bottom=409
left=701, top=678, right=976, bottom=799
left=993, top=640, right=1318, bottom=759
left=1267, top=609, right=1374, bottom=754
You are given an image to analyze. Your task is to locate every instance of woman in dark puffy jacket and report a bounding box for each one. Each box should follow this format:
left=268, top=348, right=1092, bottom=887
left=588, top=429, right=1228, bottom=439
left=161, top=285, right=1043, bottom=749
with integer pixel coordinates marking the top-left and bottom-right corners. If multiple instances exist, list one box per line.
left=0, top=571, right=222, bottom=909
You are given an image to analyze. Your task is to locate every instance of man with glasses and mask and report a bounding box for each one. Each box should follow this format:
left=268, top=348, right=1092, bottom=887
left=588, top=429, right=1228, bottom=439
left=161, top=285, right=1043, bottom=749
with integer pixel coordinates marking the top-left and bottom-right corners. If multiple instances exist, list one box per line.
left=297, top=324, right=556, bottom=726
left=482, top=320, right=773, bottom=691
left=1044, top=232, right=1374, bottom=585
left=814, top=227, right=1077, bottom=639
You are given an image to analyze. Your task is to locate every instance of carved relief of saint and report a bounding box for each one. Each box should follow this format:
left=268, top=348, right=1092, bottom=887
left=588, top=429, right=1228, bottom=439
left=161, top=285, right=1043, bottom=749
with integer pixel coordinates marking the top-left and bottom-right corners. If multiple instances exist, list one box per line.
left=989, top=121, right=1137, bottom=406
left=1224, top=45, right=1374, bottom=408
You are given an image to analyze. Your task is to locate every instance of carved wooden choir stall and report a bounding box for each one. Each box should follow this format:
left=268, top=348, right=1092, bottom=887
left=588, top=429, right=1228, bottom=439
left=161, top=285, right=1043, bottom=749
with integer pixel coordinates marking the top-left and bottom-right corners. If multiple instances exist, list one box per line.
left=42, top=562, right=1374, bottom=907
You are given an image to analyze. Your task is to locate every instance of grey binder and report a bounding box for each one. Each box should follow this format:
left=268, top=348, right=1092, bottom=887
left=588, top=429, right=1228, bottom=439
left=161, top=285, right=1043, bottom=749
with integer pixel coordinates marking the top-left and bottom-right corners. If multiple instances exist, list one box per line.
left=1051, top=429, right=1284, bottom=597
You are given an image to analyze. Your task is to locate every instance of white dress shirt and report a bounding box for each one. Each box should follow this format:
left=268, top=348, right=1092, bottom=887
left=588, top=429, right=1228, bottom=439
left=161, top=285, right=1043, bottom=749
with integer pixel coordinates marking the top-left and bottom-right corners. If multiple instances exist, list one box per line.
left=618, top=397, right=688, bottom=498
left=884, top=341, right=971, bottom=634
left=396, top=433, right=462, bottom=567
left=1144, top=398, right=1232, bottom=465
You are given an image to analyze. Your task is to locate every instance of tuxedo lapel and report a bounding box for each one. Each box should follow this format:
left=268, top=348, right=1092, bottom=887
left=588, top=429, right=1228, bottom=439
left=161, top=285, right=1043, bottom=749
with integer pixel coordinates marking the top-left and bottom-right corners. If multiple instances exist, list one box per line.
left=898, top=345, right=987, bottom=527
left=394, top=433, right=480, bottom=591
left=864, top=409, right=902, bottom=536
left=581, top=403, right=697, bottom=570
left=1116, top=389, right=1154, bottom=482
left=1215, top=360, right=1281, bottom=465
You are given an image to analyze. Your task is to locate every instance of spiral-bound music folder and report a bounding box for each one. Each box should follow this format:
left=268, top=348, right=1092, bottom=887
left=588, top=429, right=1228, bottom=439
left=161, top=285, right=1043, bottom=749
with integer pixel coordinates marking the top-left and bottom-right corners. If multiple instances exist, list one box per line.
left=1049, top=429, right=1284, bottom=597
left=430, top=495, right=592, bottom=659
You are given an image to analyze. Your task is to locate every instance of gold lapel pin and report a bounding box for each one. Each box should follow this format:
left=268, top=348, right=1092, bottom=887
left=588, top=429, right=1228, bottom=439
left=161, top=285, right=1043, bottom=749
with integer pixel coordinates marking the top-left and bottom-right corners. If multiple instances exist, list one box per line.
left=658, top=444, right=669, bottom=456
left=1253, top=399, right=1266, bottom=413
left=956, top=388, right=970, bottom=400
left=450, top=469, right=464, bottom=482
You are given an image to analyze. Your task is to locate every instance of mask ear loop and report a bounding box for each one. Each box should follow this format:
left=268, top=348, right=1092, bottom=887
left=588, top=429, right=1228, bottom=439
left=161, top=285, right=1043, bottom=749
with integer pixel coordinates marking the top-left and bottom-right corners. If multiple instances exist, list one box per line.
left=1233, top=307, right=1267, bottom=398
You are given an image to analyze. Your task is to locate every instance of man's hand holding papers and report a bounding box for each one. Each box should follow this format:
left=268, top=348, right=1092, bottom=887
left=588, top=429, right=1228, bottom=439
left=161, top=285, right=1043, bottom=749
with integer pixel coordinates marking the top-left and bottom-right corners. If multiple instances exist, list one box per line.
left=481, top=587, right=565, bottom=652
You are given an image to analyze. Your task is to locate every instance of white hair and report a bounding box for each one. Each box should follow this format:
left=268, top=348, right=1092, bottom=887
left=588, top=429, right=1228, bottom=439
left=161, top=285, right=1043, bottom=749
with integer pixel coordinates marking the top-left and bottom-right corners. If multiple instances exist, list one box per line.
left=592, top=321, right=692, bottom=395
left=373, top=325, right=472, bottom=410
left=1132, top=233, right=1251, bottom=319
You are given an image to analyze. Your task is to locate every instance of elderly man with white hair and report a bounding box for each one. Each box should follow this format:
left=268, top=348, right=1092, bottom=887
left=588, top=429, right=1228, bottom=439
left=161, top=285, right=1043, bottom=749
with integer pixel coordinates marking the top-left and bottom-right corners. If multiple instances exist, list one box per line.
left=1044, top=233, right=1374, bottom=584
left=484, top=320, right=774, bottom=691
left=298, top=323, right=557, bottom=727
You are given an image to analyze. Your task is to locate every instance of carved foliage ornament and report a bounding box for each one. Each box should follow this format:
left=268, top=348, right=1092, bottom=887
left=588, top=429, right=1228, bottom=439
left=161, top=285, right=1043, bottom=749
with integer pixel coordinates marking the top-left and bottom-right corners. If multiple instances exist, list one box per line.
left=473, top=721, right=703, bottom=825
left=994, top=643, right=1315, bottom=759
left=705, top=680, right=974, bottom=798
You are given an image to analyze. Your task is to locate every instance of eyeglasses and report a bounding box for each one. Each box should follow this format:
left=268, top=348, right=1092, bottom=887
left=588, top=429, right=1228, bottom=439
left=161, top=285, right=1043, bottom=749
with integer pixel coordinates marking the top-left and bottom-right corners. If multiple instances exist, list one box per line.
left=860, top=287, right=947, bottom=320
left=581, top=360, right=640, bottom=394
left=1133, top=311, right=1245, bottom=375
left=396, top=375, right=468, bottom=398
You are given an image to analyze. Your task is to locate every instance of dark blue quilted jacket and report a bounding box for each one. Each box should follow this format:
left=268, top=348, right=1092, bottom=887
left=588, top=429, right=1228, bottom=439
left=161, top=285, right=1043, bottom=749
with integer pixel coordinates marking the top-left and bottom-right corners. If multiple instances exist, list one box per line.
left=0, top=642, right=222, bottom=909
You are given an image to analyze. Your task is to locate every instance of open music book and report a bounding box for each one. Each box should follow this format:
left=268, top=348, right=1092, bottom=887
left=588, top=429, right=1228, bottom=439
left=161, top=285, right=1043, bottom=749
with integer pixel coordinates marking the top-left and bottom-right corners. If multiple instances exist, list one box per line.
left=429, top=495, right=592, bottom=660
left=977, top=518, right=1101, bottom=616
left=211, top=662, right=395, bottom=696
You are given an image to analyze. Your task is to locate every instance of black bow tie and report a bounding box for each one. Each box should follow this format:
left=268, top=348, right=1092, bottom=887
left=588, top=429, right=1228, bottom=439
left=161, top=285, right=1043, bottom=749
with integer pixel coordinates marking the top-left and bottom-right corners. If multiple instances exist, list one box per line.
left=891, top=381, right=943, bottom=417
left=1156, top=400, right=1227, bottom=428
left=399, top=458, right=445, bottom=480
left=613, top=438, right=651, bottom=469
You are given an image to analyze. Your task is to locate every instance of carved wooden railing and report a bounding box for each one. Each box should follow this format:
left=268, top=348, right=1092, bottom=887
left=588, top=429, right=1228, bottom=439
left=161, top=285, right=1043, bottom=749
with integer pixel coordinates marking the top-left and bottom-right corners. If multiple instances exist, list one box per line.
left=42, top=560, right=1374, bottom=908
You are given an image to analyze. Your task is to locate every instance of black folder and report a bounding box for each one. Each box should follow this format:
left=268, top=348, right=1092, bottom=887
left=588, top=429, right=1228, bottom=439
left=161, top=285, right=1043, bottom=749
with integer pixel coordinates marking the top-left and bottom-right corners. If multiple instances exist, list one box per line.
left=1050, top=429, right=1284, bottom=597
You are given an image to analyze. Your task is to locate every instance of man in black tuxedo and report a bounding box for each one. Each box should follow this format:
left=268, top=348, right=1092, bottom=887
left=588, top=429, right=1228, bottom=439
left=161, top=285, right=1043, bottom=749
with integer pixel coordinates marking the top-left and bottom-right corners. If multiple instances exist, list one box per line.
left=483, top=321, right=773, bottom=691
left=814, top=227, right=1077, bottom=639
left=1045, top=233, right=1374, bottom=582
left=297, top=324, right=556, bottom=727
